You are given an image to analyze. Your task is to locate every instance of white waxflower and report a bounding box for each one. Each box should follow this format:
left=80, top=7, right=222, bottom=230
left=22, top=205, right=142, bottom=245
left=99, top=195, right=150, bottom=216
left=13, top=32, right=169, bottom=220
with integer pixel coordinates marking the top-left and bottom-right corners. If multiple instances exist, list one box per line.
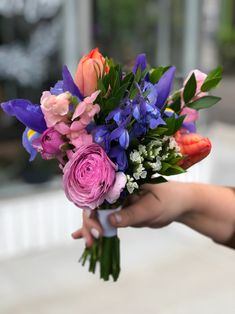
left=147, top=159, right=162, bottom=172
left=133, top=164, right=147, bottom=180
left=126, top=175, right=139, bottom=194
left=130, top=150, right=143, bottom=164
left=138, top=144, right=147, bottom=157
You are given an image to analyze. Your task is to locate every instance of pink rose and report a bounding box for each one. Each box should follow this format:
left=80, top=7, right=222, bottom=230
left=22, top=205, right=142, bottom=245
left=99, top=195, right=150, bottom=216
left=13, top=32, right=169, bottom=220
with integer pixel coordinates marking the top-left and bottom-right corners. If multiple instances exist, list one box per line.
left=41, top=91, right=71, bottom=127
left=33, top=127, right=64, bottom=160
left=183, top=69, right=208, bottom=100
left=74, top=48, right=109, bottom=97
left=63, top=144, right=119, bottom=209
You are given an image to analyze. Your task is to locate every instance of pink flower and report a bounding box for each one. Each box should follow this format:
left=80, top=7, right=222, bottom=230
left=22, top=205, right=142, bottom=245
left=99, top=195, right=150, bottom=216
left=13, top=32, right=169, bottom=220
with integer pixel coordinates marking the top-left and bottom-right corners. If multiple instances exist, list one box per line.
left=63, top=144, right=118, bottom=210
left=72, top=90, right=100, bottom=129
left=33, top=127, right=64, bottom=160
left=74, top=48, right=109, bottom=97
left=181, top=107, right=199, bottom=124
left=183, top=69, right=208, bottom=101
left=41, top=91, right=71, bottom=127
left=55, top=121, right=93, bottom=148
left=105, top=172, right=127, bottom=204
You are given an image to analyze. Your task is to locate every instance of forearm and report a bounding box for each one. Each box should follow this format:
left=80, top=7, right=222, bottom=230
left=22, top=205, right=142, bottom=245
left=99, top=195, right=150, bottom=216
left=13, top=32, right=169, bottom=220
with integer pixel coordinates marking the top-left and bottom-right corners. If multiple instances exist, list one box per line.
left=179, top=183, right=235, bottom=248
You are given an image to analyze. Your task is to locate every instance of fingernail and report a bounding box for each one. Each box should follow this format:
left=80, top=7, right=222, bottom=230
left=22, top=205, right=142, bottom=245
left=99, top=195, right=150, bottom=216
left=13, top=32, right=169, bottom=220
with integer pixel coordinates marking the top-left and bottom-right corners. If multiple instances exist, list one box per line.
left=91, top=228, right=100, bottom=239
left=114, top=213, right=122, bottom=223
left=84, top=237, right=89, bottom=247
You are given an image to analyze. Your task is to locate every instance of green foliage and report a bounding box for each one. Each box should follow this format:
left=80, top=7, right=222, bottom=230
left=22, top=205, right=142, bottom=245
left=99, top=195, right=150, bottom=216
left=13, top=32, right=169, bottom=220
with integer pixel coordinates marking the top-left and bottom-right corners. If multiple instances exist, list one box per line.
left=183, top=72, right=197, bottom=103
left=201, top=66, right=223, bottom=92
left=188, top=96, right=221, bottom=110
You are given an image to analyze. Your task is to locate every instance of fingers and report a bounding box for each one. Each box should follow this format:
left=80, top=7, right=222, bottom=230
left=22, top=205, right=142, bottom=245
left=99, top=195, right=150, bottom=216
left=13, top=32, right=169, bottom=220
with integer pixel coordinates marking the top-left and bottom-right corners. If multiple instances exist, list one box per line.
left=109, top=192, right=158, bottom=228
left=71, top=210, right=104, bottom=248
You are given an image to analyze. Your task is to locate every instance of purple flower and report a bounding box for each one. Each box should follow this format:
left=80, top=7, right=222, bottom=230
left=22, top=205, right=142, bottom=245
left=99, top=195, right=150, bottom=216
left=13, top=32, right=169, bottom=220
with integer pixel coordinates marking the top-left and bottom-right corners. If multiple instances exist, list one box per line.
left=110, top=127, right=129, bottom=149
left=1, top=99, right=47, bottom=133
left=92, top=125, right=111, bottom=152
left=109, top=146, right=128, bottom=171
left=62, top=65, right=84, bottom=100
left=155, top=66, right=176, bottom=109
left=22, top=127, right=40, bottom=161
left=50, top=80, right=64, bottom=95
left=133, top=53, right=147, bottom=75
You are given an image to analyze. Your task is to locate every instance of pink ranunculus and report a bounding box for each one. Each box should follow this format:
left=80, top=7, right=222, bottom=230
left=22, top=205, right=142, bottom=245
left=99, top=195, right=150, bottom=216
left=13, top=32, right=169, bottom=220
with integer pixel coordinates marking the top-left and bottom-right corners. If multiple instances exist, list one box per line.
left=72, top=90, right=100, bottom=127
left=74, top=48, right=109, bottom=97
left=41, top=91, right=71, bottom=127
left=183, top=69, right=208, bottom=100
left=32, top=127, right=64, bottom=160
left=63, top=144, right=117, bottom=210
left=105, top=172, right=127, bottom=204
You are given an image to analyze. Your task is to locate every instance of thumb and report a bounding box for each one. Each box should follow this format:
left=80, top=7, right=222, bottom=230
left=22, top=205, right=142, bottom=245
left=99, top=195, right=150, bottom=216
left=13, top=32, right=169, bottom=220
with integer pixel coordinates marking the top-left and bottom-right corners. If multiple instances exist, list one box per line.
left=109, top=192, right=154, bottom=228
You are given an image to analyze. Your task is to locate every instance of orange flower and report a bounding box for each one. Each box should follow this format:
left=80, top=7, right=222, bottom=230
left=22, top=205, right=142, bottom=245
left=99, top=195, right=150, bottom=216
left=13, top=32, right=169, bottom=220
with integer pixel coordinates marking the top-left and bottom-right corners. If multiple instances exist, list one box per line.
left=175, top=131, right=211, bottom=169
left=74, top=48, right=108, bottom=97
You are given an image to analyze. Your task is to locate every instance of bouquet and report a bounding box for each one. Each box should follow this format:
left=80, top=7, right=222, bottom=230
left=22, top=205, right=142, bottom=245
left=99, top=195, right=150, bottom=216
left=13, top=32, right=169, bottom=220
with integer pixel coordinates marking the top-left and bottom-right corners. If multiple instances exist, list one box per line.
left=1, top=48, right=222, bottom=281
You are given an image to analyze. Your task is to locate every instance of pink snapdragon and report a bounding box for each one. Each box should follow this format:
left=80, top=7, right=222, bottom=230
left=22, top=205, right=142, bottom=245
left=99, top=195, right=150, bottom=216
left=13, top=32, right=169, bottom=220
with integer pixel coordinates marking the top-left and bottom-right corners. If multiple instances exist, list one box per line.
left=41, top=91, right=71, bottom=127
left=72, top=90, right=100, bottom=129
left=63, top=144, right=126, bottom=210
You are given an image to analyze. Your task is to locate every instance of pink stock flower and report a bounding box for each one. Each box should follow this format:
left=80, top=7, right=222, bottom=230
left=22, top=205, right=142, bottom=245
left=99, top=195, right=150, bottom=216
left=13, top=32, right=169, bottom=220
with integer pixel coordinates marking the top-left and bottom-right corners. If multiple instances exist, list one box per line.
left=63, top=144, right=123, bottom=210
left=41, top=91, right=71, bottom=127
left=55, top=121, right=93, bottom=149
left=32, top=127, right=64, bottom=160
left=74, top=48, right=109, bottom=97
left=183, top=69, right=208, bottom=101
left=72, top=90, right=100, bottom=129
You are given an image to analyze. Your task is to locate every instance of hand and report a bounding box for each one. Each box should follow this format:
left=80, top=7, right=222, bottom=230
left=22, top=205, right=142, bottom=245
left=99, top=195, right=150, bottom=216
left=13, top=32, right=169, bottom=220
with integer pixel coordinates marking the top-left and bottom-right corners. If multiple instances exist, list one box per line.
left=71, top=181, right=194, bottom=247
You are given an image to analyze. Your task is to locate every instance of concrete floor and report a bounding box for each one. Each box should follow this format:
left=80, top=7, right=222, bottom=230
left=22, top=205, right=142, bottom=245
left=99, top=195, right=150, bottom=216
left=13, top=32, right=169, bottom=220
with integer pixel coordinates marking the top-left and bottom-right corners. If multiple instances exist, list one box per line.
left=0, top=122, right=235, bottom=314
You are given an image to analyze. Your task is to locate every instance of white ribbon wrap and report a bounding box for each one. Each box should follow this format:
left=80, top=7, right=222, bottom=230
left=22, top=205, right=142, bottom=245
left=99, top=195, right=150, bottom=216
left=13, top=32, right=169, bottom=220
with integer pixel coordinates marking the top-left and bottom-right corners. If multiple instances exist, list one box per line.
left=97, top=207, right=121, bottom=237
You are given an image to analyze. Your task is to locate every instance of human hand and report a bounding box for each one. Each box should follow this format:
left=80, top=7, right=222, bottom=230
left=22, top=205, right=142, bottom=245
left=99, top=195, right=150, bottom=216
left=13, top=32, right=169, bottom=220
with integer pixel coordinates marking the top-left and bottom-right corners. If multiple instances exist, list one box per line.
left=71, top=181, right=194, bottom=247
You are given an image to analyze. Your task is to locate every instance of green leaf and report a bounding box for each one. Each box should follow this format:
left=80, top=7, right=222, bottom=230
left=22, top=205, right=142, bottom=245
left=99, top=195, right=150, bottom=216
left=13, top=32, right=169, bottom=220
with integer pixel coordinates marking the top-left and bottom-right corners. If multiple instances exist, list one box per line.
left=164, top=116, right=176, bottom=136
left=183, top=72, right=197, bottom=103
left=149, top=67, right=164, bottom=84
left=147, top=176, right=168, bottom=184
left=201, top=66, right=223, bottom=92
left=188, top=96, right=221, bottom=110
left=168, top=91, right=181, bottom=113
left=135, top=65, right=142, bottom=82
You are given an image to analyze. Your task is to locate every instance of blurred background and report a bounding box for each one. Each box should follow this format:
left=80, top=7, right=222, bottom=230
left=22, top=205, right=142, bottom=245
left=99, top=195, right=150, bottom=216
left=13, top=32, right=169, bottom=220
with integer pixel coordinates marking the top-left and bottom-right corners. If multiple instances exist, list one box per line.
left=0, top=0, right=235, bottom=313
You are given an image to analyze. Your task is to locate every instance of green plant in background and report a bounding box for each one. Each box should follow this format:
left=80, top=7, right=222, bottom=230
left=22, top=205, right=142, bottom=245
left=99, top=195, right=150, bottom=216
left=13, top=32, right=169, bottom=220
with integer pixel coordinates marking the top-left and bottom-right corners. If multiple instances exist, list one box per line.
left=218, top=0, right=235, bottom=71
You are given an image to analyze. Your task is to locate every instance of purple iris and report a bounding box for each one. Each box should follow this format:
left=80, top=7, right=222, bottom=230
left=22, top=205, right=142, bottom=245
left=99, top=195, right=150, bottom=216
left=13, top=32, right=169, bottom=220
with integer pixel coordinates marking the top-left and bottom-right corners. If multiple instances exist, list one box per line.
left=50, top=80, right=64, bottom=95
left=62, top=65, right=84, bottom=100
left=133, top=53, right=147, bottom=75
left=1, top=99, right=47, bottom=133
left=22, top=127, right=40, bottom=161
left=155, top=66, right=176, bottom=109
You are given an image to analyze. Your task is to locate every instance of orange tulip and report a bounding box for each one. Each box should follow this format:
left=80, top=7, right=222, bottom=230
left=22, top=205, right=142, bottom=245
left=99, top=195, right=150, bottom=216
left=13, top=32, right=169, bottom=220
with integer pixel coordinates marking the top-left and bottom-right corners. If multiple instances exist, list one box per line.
left=74, top=48, right=108, bottom=97
left=175, top=131, right=211, bottom=169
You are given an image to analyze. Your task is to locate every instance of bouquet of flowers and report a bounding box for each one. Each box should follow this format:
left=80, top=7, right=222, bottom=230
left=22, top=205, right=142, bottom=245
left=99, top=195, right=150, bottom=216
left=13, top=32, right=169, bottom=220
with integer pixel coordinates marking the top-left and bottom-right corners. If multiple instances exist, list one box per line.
left=1, top=48, right=222, bottom=281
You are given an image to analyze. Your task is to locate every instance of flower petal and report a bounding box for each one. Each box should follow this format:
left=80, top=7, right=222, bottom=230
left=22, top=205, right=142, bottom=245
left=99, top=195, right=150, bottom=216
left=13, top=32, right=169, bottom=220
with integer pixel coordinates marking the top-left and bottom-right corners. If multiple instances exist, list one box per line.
left=62, top=65, right=84, bottom=100
left=155, top=66, right=176, bottom=109
left=1, top=99, right=47, bottom=133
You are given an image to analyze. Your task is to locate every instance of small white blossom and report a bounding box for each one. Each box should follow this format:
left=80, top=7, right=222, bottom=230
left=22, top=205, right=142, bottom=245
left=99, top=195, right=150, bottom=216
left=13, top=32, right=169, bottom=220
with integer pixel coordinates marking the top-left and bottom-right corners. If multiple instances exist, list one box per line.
left=147, top=159, right=162, bottom=171
left=126, top=175, right=139, bottom=194
left=138, top=144, right=147, bottom=157
left=133, top=164, right=147, bottom=180
left=130, top=150, right=143, bottom=164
